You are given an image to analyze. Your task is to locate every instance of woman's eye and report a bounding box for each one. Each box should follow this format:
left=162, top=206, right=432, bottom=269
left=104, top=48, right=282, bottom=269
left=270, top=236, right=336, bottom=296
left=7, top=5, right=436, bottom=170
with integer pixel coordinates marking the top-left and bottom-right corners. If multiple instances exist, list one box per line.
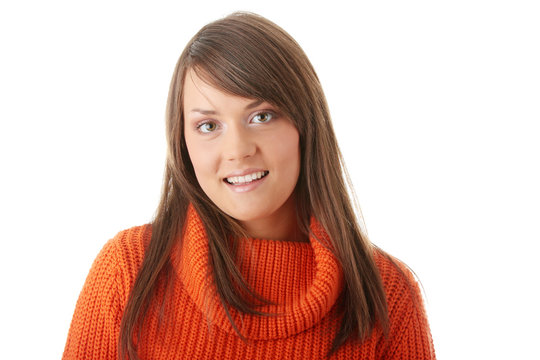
left=252, top=112, right=274, bottom=124
left=197, top=121, right=217, bottom=133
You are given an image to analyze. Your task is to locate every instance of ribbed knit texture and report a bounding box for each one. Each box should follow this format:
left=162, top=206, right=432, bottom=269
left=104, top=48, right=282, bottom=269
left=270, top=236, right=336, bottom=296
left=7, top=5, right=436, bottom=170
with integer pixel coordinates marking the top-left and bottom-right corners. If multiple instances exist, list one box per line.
left=63, top=205, right=436, bottom=359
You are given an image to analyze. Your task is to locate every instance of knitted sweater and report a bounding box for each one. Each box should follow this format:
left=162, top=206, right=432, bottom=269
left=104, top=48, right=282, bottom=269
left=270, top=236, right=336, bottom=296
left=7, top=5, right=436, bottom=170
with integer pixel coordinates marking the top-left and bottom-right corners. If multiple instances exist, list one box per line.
left=63, top=205, right=436, bottom=359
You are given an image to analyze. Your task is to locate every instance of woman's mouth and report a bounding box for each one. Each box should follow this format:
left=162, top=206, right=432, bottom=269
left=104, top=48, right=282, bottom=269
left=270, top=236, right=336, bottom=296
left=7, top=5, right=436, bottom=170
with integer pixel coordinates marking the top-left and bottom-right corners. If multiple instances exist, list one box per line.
left=224, top=171, right=269, bottom=185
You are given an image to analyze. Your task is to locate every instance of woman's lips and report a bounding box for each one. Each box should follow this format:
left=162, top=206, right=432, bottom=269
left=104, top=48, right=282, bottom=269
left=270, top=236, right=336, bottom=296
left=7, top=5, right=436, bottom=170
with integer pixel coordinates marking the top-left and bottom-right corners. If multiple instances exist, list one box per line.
left=224, top=170, right=269, bottom=185
left=223, top=172, right=269, bottom=193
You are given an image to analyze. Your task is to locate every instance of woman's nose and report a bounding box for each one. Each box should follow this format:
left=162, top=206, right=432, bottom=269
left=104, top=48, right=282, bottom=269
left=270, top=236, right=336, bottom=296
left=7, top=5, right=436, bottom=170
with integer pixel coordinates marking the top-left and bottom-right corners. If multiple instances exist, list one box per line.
left=222, top=124, right=256, bottom=161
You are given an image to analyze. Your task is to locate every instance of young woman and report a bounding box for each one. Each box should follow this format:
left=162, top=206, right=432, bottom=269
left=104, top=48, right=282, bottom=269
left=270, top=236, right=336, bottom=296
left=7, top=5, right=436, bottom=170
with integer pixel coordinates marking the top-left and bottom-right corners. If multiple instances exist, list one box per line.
left=63, top=12, right=435, bottom=360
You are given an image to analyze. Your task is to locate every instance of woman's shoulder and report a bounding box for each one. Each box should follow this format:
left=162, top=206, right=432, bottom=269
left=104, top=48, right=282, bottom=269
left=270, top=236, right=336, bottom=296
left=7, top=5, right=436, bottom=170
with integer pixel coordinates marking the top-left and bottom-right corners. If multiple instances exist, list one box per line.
left=373, top=248, right=416, bottom=287
left=104, top=224, right=152, bottom=260
left=372, top=247, right=425, bottom=311
left=371, top=249, right=436, bottom=358
left=63, top=224, right=152, bottom=359
left=88, top=224, right=152, bottom=285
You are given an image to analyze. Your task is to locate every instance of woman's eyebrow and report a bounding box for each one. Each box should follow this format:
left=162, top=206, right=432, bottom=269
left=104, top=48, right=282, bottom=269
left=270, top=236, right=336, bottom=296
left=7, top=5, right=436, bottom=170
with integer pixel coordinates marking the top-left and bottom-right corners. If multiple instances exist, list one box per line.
left=245, top=99, right=264, bottom=109
left=189, top=99, right=264, bottom=115
left=189, top=108, right=217, bottom=115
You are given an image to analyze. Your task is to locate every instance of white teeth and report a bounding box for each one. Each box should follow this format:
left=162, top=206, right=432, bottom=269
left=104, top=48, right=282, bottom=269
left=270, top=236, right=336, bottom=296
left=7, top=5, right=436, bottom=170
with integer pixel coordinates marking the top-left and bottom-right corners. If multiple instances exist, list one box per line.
left=226, top=171, right=268, bottom=184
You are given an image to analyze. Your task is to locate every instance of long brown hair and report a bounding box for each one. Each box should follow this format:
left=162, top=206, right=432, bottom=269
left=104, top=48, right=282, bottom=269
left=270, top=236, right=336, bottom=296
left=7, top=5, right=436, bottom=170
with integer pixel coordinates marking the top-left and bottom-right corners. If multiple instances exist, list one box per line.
left=119, top=11, right=389, bottom=359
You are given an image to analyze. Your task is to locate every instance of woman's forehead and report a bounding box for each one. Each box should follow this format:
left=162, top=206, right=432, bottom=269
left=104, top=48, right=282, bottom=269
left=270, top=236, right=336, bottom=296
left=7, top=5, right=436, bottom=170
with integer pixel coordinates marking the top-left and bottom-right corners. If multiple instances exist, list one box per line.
left=183, top=69, right=262, bottom=110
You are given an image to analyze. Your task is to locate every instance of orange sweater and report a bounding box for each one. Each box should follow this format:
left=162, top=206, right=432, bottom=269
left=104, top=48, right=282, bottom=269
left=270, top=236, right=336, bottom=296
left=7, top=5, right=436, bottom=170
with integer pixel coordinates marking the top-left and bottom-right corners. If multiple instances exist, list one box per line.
left=63, top=206, right=435, bottom=359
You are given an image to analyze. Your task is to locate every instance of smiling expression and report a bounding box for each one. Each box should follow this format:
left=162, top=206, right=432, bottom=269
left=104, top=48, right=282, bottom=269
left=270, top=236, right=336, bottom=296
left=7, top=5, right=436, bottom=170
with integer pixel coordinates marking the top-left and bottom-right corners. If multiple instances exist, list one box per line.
left=183, top=70, right=301, bottom=235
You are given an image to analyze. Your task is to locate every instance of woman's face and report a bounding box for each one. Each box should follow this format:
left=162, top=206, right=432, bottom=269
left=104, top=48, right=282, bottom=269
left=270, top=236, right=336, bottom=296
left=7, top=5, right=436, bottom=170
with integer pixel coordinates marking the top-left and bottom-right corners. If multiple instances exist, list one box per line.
left=183, top=70, right=300, bottom=234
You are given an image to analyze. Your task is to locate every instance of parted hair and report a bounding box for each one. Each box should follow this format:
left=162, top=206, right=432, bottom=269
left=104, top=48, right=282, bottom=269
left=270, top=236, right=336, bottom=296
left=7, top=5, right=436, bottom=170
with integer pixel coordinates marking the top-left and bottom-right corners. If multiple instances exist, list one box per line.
left=119, top=11, right=389, bottom=359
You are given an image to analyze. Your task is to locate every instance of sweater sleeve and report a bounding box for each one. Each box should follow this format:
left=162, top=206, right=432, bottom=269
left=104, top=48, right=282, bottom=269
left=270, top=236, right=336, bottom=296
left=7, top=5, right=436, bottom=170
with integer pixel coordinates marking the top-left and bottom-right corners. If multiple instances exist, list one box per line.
left=62, top=237, right=124, bottom=360
left=377, top=256, right=436, bottom=359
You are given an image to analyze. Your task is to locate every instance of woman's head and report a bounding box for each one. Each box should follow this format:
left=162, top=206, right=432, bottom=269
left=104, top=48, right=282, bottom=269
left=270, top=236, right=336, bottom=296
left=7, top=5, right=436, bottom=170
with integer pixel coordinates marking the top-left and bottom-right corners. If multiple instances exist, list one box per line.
left=182, top=69, right=301, bottom=239
left=165, top=11, right=340, bottom=230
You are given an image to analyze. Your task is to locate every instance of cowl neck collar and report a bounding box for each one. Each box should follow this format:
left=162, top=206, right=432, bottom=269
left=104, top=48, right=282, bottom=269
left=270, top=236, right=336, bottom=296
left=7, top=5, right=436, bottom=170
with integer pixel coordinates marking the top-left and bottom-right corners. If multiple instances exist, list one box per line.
left=174, top=204, right=343, bottom=340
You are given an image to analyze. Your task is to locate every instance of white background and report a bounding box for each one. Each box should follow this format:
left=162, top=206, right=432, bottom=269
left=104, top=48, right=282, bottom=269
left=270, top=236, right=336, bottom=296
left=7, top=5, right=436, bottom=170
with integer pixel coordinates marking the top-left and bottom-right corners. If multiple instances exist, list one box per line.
left=1, top=1, right=539, bottom=359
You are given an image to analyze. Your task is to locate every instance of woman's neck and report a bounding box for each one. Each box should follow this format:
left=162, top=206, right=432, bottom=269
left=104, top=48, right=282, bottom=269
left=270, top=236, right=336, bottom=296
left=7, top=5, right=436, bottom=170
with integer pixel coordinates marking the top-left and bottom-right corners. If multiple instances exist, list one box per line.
left=239, top=196, right=308, bottom=242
